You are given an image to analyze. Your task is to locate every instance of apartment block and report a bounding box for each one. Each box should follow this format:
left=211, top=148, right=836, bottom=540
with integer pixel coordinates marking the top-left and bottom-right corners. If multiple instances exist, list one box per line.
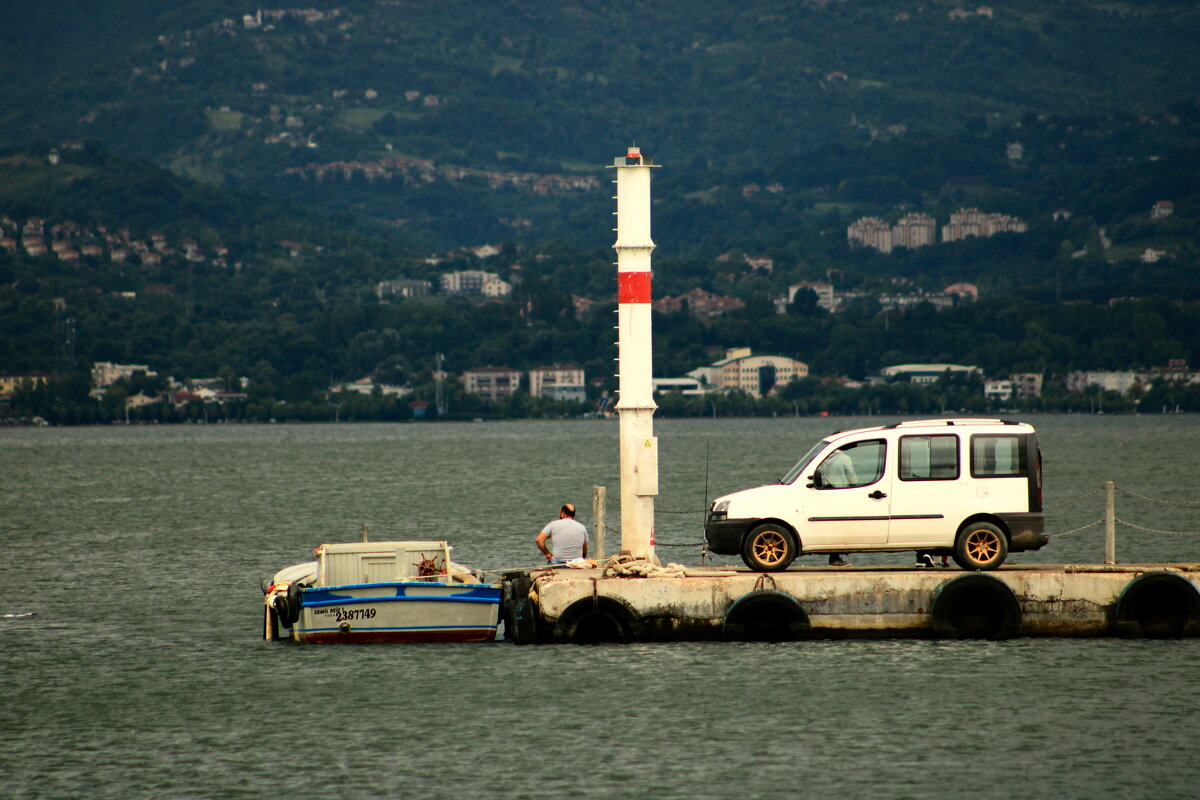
left=941, top=208, right=1028, bottom=242
left=892, top=213, right=937, bottom=249
left=528, top=365, right=586, bottom=401
left=847, top=217, right=894, bottom=253
left=463, top=366, right=522, bottom=403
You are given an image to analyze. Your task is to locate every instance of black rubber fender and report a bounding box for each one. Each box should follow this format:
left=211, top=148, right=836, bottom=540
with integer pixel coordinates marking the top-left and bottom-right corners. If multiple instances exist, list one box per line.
left=723, top=590, right=810, bottom=642
left=500, top=571, right=540, bottom=645
left=285, top=582, right=304, bottom=626
left=271, top=596, right=290, bottom=628
left=930, top=573, right=1022, bottom=639
left=1113, top=571, right=1200, bottom=638
left=553, top=596, right=643, bottom=644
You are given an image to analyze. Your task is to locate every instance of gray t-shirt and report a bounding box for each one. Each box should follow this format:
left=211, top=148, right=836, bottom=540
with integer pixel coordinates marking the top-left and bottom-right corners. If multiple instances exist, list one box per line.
left=542, top=517, right=588, bottom=561
left=821, top=449, right=857, bottom=488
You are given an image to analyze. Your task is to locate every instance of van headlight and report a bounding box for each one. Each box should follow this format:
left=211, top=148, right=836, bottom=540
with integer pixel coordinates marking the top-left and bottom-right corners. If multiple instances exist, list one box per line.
left=709, top=500, right=729, bottom=521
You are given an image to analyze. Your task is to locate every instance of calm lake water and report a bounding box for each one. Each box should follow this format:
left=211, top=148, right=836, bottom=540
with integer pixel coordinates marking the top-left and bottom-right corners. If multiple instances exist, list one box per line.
left=3, top=415, right=1199, bottom=798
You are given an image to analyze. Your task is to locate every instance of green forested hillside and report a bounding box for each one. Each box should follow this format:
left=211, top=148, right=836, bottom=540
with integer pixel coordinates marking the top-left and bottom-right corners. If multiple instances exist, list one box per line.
left=3, top=0, right=1198, bottom=245
left=1, top=1, right=1199, bottom=421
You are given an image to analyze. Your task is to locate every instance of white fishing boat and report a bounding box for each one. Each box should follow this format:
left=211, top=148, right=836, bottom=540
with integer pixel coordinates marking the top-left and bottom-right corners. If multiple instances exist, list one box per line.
left=263, top=540, right=501, bottom=643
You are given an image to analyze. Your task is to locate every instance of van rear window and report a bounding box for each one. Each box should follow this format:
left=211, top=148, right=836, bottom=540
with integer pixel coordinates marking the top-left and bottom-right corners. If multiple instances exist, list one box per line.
left=971, top=434, right=1027, bottom=477
left=899, top=434, right=959, bottom=480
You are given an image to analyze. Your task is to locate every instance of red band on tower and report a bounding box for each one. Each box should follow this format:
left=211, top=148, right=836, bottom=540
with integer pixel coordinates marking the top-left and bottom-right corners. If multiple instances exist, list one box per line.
left=618, top=271, right=652, bottom=304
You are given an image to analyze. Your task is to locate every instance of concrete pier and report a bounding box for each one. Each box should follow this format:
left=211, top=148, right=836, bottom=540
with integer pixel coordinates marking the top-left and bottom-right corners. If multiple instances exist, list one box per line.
left=500, top=563, right=1200, bottom=643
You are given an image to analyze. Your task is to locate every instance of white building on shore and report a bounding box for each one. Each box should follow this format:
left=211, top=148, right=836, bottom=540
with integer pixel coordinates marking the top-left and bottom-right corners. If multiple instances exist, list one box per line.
left=688, top=348, right=808, bottom=398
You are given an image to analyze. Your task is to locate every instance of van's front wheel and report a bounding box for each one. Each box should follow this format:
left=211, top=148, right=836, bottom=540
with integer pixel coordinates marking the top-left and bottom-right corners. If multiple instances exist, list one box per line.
left=953, top=522, right=1008, bottom=571
left=742, top=523, right=797, bottom=572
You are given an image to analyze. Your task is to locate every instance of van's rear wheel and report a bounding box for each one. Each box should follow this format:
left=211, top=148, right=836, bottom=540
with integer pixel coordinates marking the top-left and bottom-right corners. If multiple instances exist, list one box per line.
left=742, top=523, right=797, bottom=572
left=953, top=522, right=1008, bottom=571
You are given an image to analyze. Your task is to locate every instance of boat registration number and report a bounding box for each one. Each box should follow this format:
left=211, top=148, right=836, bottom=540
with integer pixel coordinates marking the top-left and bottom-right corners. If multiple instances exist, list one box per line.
left=312, top=607, right=378, bottom=622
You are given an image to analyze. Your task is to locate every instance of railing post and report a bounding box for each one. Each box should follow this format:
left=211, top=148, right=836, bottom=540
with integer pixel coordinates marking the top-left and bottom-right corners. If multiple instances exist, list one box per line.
left=1104, top=480, right=1116, bottom=565
left=593, top=485, right=606, bottom=562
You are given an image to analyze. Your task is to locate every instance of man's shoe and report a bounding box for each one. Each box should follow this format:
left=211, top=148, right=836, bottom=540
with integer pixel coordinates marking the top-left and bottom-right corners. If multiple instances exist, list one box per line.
left=829, top=557, right=850, bottom=567
left=916, top=554, right=935, bottom=568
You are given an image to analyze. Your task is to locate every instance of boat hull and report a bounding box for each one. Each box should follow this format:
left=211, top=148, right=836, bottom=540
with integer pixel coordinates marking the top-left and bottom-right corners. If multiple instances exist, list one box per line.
left=287, top=581, right=501, bottom=644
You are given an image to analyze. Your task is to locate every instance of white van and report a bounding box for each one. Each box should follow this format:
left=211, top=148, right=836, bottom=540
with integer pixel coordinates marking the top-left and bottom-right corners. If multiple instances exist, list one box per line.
left=704, top=418, right=1046, bottom=571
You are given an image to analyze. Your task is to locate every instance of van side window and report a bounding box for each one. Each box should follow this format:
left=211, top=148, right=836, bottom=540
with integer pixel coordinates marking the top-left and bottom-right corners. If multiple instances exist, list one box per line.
left=815, top=439, right=885, bottom=489
left=899, top=434, right=959, bottom=480
left=971, top=434, right=1027, bottom=477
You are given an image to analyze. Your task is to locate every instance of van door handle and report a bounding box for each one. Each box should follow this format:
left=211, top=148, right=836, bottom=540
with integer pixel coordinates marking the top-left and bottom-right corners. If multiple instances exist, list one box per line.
left=868, top=490, right=887, bottom=500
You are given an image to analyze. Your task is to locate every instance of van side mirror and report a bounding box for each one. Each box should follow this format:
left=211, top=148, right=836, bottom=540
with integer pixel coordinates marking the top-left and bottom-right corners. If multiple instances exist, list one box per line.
left=808, top=472, right=823, bottom=489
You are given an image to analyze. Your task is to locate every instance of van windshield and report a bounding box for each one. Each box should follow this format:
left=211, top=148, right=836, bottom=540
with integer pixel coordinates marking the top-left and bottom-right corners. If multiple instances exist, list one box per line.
left=780, top=439, right=830, bottom=484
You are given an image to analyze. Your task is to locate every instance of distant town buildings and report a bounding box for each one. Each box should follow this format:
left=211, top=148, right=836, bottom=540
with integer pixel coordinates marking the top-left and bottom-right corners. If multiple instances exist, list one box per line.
left=462, top=366, right=523, bottom=403
left=848, top=208, right=1027, bottom=252
left=892, top=213, right=938, bottom=249
left=984, top=379, right=1013, bottom=401
left=783, top=281, right=836, bottom=312
left=847, top=213, right=935, bottom=253
left=651, top=377, right=706, bottom=396
left=332, top=377, right=410, bottom=398
left=92, top=362, right=156, bottom=388
left=1151, top=200, right=1174, bottom=219
left=376, top=278, right=431, bottom=300
left=871, top=363, right=979, bottom=385
left=847, top=217, right=894, bottom=252
left=941, top=208, right=1029, bottom=242
left=0, top=215, right=232, bottom=270
left=0, top=373, right=49, bottom=398
left=744, top=255, right=774, bottom=274
left=440, top=270, right=511, bottom=297
left=285, top=155, right=599, bottom=194
left=653, top=288, right=744, bottom=320
left=773, top=281, right=977, bottom=314
left=688, top=348, right=809, bottom=398
left=1011, top=373, right=1044, bottom=399
left=528, top=365, right=586, bottom=401
left=1063, top=364, right=1199, bottom=397
left=949, top=6, right=994, bottom=20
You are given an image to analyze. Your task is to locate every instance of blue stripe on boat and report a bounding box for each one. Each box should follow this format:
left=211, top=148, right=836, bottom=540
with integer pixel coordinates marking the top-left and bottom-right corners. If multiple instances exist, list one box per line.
left=299, top=582, right=501, bottom=608
left=304, top=625, right=498, bottom=633
left=303, top=595, right=499, bottom=608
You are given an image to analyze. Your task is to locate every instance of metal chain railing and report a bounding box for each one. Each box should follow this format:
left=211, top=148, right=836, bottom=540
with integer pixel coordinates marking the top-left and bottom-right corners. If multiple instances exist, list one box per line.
left=588, top=482, right=1200, bottom=571
left=1114, top=487, right=1200, bottom=508
left=1043, top=487, right=1104, bottom=510
left=607, top=495, right=706, bottom=515
left=1047, top=518, right=1105, bottom=538
left=1116, top=518, right=1200, bottom=535
left=603, top=525, right=703, bottom=549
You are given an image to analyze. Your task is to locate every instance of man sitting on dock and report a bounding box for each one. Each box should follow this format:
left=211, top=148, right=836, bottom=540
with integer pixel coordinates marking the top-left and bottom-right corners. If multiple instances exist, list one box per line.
left=536, top=503, right=589, bottom=565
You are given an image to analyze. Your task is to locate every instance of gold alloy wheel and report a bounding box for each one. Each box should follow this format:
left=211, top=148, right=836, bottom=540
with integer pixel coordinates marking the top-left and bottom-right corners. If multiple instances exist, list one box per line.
left=751, top=530, right=789, bottom=567
left=964, top=527, right=1001, bottom=563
